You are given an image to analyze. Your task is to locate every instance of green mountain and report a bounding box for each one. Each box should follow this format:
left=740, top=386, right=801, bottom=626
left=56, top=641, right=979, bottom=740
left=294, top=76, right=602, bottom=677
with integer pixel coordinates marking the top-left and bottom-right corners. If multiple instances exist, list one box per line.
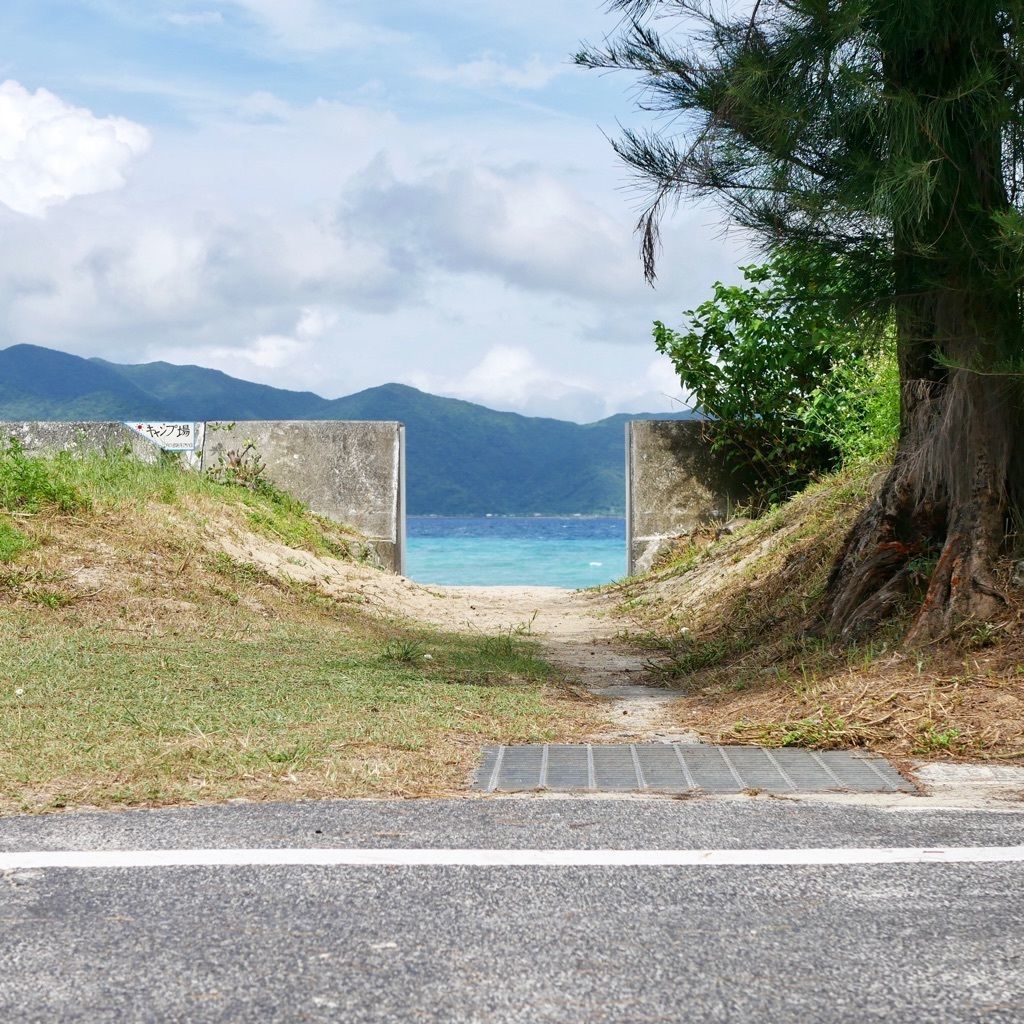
left=0, top=344, right=168, bottom=420
left=96, top=358, right=330, bottom=420
left=0, top=343, right=694, bottom=515
left=328, top=383, right=633, bottom=515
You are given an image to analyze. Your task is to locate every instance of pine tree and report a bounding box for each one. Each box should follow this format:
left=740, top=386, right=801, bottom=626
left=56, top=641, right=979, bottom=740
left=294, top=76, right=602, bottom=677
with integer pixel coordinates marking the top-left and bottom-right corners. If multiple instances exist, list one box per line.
left=578, top=0, right=1024, bottom=640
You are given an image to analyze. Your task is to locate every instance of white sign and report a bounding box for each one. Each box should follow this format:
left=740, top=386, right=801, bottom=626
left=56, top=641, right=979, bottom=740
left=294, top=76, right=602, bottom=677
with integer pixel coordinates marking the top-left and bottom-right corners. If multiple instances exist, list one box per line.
left=126, top=421, right=197, bottom=452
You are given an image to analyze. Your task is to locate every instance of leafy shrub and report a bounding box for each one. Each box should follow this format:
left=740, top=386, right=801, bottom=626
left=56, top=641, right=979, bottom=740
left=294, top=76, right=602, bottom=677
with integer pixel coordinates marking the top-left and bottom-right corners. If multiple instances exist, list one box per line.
left=805, top=343, right=900, bottom=465
left=0, top=439, right=88, bottom=514
left=654, top=246, right=891, bottom=505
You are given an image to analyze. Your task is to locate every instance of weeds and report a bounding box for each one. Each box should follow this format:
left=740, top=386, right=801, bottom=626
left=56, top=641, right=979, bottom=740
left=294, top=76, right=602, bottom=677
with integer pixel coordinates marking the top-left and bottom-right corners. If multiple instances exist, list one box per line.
left=653, top=635, right=748, bottom=680
left=470, top=614, right=539, bottom=660
left=0, top=440, right=87, bottom=514
left=208, top=552, right=277, bottom=587
left=380, top=638, right=427, bottom=665
left=914, top=725, right=963, bottom=755
left=777, top=712, right=857, bottom=748
left=266, top=741, right=313, bottom=765
left=957, top=620, right=1004, bottom=651
left=207, top=441, right=268, bottom=491
left=0, top=517, right=31, bottom=563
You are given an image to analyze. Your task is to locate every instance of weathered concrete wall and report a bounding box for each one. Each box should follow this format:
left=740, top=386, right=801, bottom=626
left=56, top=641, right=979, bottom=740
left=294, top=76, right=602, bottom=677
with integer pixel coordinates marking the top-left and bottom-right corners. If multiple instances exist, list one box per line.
left=201, top=421, right=405, bottom=573
left=1, top=419, right=406, bottom=574
left=0, top=421, right=166, bottom=463
left=626, top=420, right=743, bottom=576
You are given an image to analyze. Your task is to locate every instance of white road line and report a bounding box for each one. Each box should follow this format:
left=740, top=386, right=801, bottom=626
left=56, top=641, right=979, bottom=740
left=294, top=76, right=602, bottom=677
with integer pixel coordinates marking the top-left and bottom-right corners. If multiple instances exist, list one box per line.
left=1, top=847, right=1024, bottom=870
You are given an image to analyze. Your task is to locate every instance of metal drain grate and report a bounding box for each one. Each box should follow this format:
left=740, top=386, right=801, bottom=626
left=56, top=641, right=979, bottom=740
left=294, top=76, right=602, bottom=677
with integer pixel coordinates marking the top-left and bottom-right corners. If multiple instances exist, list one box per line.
left=474, top=744, right=914, bottom=794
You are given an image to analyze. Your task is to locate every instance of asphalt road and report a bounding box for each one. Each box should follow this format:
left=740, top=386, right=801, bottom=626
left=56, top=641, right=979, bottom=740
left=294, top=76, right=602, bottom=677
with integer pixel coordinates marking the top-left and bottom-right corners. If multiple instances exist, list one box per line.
left=2, top=798, right=1024, bottom=1023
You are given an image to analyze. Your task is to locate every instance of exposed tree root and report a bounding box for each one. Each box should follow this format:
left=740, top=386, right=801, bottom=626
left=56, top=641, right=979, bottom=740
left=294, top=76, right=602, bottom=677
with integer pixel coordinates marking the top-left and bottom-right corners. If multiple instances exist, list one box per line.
left=906, top=527, right=1008, bottom=646
left=822, top=462, right=1009, bottom=645
left=821, top=475, right=919, bottom=641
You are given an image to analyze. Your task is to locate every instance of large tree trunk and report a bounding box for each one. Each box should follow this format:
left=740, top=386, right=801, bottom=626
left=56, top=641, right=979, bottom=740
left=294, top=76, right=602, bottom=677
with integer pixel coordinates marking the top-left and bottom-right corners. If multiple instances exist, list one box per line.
left=823, top=273, right=1020, bottom=642
left=823, top=3, right=1022, bottom=644
left=822, top=368, right=1016, bottom=643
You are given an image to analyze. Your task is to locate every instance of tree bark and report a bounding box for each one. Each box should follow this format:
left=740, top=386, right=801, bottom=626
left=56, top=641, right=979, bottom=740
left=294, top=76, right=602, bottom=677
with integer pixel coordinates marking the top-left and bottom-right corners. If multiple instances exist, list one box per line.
left=821, top=3, right=1023, bottom=644
left=822, top=358, right=1017, bottom=644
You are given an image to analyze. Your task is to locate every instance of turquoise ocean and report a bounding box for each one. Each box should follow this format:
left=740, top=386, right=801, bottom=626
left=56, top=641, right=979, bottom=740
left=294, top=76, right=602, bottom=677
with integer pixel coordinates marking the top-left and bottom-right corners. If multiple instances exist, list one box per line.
left=406, top=517, right=626, bottom=589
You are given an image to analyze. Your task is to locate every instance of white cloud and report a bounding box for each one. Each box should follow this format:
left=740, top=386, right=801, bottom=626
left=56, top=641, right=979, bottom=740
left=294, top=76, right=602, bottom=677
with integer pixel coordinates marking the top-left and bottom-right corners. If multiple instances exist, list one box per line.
left=0, top=81, right=738, bottom=416
left=408, top=345, right=690, bottom=422
left=220, top=0, right=400, bottom=53
left=0, top=197, right=408, bottom=351
left=422, top=54, right=564, bottom=91
left=154, top=306, right=338, bottom=382
left=612, top=355, right=691, bottom=415
left=0, top=80, right=150, bottom=218
left=166, top=10, right=223, bottom=26
left=408, top=345, right=605, bottom=421
left=342, top=161, right=645, bottom=302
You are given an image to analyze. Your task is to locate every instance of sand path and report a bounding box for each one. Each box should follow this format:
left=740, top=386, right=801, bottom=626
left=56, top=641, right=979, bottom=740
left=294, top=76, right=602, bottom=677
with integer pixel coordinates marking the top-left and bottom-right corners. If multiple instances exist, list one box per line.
left=384, top=583, right=693, bottom=741
left=215, top=529, right=689, bottom=739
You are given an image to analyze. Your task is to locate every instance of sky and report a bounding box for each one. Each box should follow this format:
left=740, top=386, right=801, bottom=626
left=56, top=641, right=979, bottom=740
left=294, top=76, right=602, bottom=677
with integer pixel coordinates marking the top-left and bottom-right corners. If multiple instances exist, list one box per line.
left=0, top=0, right=747, bottom=422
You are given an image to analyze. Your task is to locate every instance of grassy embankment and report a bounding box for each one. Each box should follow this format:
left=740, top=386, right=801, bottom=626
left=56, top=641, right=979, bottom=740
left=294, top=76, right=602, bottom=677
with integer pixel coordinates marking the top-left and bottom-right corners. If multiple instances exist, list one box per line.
left=610, top=461, right=1024, bottom=762
left=0, top=443, right=591, bottom=814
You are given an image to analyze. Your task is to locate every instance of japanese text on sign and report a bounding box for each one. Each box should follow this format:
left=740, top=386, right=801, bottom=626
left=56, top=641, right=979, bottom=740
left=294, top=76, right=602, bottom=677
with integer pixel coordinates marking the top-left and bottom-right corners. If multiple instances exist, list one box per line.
left=126, top=422, right=197, bottom=452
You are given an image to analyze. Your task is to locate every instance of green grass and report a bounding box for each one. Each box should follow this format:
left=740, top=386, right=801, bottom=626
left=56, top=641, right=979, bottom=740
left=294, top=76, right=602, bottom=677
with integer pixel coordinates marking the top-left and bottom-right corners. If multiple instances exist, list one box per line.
left=0, top=517, right=32, bottom=563
left=0, top=443, right=595, bottom=812
left=0, top=442, right=368, bottom=563
left=0, top=611, right=581, bottom=813
left=0, top=441, right=87, bottom=514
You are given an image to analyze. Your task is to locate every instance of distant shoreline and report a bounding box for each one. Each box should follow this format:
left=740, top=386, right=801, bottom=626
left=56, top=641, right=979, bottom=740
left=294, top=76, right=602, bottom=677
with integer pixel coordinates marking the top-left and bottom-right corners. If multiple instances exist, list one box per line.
left=408, top=513, right=626, bottom=520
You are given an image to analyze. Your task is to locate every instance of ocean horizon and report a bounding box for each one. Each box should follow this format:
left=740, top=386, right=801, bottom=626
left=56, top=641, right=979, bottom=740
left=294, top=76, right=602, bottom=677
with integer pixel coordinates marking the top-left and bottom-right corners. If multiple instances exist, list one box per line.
left=405, top=515, right=626, bottom=589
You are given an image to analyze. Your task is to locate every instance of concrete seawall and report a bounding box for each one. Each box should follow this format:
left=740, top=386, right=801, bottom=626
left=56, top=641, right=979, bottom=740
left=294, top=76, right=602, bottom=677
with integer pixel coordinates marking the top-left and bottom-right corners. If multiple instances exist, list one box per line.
left=0, top=420, right=406, bottom=573
left=5, top=416, right=739, bottom=581
left=626, top=419, right=742, bottom=576
left=202, top=421, right=405, bottom=573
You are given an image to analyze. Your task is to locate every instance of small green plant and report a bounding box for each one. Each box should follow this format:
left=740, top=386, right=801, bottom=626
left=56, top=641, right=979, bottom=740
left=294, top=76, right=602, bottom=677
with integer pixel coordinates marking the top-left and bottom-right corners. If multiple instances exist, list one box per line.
left=906, top=555, right=938, bottom=580
left=960, top=621, right=1003, bottom=651
left=653, top=635, right=739, bottom=679
left=479, top=619, right=538, bottom=658
left=208, top=552, right=276, bottom=587
left=0, top=518, right=31, bottom=563
left=0, top=439, right=88, bottom=514
left=514, top=612, right=539, bottom=637
left=766, top=712, right=857, bottom=749
left=208, top=441, right=268, bottom=492
left=157, top=449, right=184, bottom=471
left=737, top=712, right=864, bottom=753
left=266, top=741, right=312, bottom=765
left=914, top=725, right=963, bottom=755
left=24, top=588, right=73, bottom=609
left=380, top=639, right=427, bottom=665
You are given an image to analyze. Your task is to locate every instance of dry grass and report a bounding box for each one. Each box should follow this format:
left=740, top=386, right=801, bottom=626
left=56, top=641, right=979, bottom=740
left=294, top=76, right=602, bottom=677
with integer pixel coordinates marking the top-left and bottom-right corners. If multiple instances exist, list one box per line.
left=0, top=451, right=596, bottom=814
left=611, top=462, right=1024, bottom=761
left=677, top=639, right=1024, bottom=760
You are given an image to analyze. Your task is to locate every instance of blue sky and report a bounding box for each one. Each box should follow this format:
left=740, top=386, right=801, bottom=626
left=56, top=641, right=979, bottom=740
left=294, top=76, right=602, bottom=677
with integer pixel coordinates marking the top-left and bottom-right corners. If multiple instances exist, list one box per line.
left=0, top=0, right=745, bottom=420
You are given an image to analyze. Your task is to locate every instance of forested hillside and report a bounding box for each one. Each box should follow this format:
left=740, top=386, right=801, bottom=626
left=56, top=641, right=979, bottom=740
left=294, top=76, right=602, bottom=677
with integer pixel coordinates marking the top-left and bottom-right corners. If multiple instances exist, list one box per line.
left=0, top=344, right=694, bottom=514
